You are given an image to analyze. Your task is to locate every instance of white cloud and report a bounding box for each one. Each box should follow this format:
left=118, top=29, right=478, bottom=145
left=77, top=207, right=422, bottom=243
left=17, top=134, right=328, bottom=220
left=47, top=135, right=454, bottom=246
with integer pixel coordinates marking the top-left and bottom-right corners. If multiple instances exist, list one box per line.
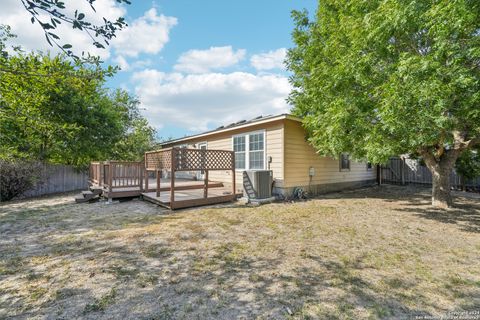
left=112, top=8, right=177, bottom=58
left=131, top=70, right=291, bottom=132
left=174, top=46, right=246, bottom=74
left=250, top=48, right=287, bottom=71
left=113, top=56, right=154, bottom=72
left=1, top=0, right=126, bottom=59
left=0, top=1, right=176, bottom=61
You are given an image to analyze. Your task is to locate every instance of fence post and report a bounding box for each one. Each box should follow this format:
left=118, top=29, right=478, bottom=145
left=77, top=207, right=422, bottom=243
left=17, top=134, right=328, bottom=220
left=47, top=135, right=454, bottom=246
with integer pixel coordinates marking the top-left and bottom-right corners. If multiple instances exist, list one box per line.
left=401, top=157, right=405, bottom=185
left=170, top=148, right=176, bottom=209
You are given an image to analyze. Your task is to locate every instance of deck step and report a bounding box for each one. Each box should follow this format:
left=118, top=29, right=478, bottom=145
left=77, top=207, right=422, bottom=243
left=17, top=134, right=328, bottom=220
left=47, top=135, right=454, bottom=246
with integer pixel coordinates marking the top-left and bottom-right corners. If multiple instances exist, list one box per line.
left=82, top=190, right=95, bottom=199
left=75, top=191, right=100, bottom=203
left=75, top=194, right=90, bottom=203
left=89, top=187, right=103, bottom=195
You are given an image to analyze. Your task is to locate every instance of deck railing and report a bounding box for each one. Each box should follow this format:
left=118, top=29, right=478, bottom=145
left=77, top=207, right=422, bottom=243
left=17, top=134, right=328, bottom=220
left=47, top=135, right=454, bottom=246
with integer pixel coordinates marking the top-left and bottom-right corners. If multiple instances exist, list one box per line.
left=145, top=147, right=235, bottom=171
left=144, top=147, right=236, bottom=208
left=89, top=161, right=144, bottom=192
left=88, top=148, right=236, bottom=208
left=89, top=162, right=103, bottom=186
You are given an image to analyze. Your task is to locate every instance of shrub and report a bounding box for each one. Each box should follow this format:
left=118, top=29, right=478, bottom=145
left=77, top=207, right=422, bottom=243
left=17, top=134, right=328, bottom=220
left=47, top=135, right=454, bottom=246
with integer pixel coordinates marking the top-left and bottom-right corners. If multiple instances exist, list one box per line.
left=0, top=160, right=43, bottom=201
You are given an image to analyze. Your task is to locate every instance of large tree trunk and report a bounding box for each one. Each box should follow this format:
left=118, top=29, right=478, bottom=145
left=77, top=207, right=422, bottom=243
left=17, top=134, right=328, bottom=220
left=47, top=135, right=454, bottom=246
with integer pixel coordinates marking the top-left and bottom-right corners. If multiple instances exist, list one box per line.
left=430, top=165, right=453, bottom=208
left=421, top=149, right=460, bottom=208
left=418, top=133, right=480, bottom=208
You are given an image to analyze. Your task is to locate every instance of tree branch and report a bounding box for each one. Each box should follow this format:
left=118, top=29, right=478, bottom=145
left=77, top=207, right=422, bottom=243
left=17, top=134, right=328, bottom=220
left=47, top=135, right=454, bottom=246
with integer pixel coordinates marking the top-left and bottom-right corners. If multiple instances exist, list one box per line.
left=453, top=130, right=480, bottom=150
left=465, top=136, right=480, bottom=149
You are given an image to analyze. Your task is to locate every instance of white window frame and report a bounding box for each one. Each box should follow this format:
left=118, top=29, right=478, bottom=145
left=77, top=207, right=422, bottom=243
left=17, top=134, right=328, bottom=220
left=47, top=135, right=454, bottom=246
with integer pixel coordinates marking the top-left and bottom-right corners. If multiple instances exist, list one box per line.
left=197, top=141, right=207, bottom=149
left=232, top=130, right=266, bottom=171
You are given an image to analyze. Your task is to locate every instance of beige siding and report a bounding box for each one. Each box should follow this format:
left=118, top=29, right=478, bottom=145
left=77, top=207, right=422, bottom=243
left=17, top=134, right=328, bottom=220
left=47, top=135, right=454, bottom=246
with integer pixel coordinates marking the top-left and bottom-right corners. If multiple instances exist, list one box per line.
left=165, top=120, right=285, bottom=192
left=284, top=119, right=376, bottom=188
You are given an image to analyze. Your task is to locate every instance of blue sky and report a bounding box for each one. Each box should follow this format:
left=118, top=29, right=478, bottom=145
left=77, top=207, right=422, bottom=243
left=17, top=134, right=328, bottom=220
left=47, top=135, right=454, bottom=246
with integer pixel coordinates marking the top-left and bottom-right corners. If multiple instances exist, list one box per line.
left=2, top=0, right=317, bottom=139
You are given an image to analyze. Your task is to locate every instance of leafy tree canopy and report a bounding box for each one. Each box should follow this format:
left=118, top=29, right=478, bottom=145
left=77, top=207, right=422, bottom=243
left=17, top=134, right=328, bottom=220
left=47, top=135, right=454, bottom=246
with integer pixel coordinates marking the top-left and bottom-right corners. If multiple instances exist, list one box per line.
left=20, top=0, right=130, bottom=61
left=287, top=0, right=480, bottom=207
left=456, top=148, right=480, bottom=182
left=0, top=49, right=156, bottom=167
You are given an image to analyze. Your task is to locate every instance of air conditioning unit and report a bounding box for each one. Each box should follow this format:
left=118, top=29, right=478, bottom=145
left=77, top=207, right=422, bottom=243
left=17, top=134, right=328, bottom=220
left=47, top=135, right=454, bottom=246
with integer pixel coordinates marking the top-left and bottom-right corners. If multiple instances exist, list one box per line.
left=243, top=170, right=273, bottom=199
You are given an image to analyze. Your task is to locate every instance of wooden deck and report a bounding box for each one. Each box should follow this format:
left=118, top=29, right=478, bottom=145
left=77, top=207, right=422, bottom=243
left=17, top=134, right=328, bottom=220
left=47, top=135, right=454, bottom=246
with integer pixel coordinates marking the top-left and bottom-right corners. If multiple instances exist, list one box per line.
left=89, top=148, right=236, bottom=209
left=100, top=178, right=224, bottom=198
left=142, top=187, right=239, bottom=209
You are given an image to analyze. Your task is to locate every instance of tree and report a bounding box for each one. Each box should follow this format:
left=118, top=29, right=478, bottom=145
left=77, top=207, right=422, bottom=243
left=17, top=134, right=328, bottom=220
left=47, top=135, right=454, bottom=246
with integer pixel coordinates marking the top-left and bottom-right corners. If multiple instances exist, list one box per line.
left=20, top=0, right=129, bottom=60
left=108, top=90, right=157, bottom=161
left=287, top=0, right=480, bottom=208
left=0, top=51, right=156, bottom=166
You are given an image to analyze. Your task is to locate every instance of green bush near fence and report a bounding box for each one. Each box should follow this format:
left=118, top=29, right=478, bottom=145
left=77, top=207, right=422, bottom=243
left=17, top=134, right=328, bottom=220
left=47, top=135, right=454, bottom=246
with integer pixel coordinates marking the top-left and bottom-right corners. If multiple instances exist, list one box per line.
left=0, top=160, right=43, bottom=201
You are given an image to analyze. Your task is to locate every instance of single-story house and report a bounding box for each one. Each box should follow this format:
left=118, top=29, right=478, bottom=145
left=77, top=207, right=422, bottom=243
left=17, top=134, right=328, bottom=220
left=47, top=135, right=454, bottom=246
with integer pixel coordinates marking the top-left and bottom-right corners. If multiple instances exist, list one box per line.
left=160, top=114, right=376, bottom=197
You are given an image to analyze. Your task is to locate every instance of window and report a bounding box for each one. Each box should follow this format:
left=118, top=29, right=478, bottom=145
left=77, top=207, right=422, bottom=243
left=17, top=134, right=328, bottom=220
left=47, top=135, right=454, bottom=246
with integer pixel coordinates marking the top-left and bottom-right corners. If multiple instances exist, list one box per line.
left=233, top=136, right=246, bottom=169
left=249, top=132, right=264, bottom=169
left=233, top=131, right=265, bottom=170
left=366, top=162, right=373, bottom=170
left=340, top=153, right=350, bottom=171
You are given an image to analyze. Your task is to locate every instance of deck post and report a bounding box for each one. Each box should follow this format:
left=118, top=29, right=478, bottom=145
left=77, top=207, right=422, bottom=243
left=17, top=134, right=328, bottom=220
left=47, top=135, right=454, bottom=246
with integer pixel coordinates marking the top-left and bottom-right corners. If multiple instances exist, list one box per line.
left=144, top=153, right=148, bottom=191
left=232, top=169, right=236, bottom=196
left=232, top=151, right=236, bottom=196
left=108, top=163, right=113, bottom=193
left=144, top=170, right=148, bottom=192
left=138, top=162, right=143, bottom=192
left=156, top=170, right=161, bottom=197
left=170, top=148, right=176, bottom=209
left=204, top=170, right=209, bottom=199
left=108, top=162, right=113, bottom=203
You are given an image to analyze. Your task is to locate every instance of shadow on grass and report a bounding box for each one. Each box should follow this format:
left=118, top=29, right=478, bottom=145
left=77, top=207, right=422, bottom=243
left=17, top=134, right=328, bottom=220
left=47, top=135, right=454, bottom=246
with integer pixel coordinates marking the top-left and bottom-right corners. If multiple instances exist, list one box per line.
left=1, top=186, right=479, bottom=319
left=1, top=219, right=441, bottom=319
left=311, top=185, right=480, bottom=234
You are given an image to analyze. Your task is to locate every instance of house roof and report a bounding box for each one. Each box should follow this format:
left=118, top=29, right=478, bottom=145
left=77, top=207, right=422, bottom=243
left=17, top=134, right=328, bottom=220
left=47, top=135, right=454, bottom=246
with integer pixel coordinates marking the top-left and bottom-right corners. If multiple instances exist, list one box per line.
left=160, top=113, right=301, bottom=146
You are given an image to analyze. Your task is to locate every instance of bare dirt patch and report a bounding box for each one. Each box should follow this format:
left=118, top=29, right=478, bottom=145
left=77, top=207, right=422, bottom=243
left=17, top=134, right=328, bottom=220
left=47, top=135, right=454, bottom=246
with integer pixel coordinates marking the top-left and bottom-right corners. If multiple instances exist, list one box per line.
left=1, top=185, right=479, bottom=319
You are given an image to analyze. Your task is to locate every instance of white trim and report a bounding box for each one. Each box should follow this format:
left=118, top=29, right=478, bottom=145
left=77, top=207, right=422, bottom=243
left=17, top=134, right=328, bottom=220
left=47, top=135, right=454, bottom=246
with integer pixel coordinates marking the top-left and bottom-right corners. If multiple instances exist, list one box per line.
left=232, top=129, right=267, bottom=171
left=161, top=114, right=300, bottom=146
left=197, top=141, right=207, bottom=149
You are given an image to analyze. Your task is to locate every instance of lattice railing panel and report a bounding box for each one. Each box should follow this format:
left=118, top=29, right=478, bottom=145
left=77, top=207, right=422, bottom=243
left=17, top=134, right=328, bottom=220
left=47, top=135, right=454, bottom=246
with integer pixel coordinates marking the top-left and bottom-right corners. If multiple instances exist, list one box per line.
left=145, top=149, right=172, bottom=170
left=205, top=150, right=235, bottom=170
left=175, top=149, right=203, bottom=171
left=174, top=148, right=234, bottom=171
left=144, top=148, right=234, bottom=171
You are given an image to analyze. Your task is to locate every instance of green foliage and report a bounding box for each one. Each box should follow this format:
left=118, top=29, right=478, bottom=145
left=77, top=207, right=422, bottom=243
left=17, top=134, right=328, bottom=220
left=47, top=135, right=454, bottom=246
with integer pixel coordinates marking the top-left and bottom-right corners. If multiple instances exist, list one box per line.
left=0, top=160, right=43, bottom=201
left=456, top=149, right=480, bottom=181
left=287, top=0, right=480, bottom=164
left=20, top=0, right=130, bottom=61
left=108, top=90, right=157, bottom=161
left=0, top=51, right=156, bottom=166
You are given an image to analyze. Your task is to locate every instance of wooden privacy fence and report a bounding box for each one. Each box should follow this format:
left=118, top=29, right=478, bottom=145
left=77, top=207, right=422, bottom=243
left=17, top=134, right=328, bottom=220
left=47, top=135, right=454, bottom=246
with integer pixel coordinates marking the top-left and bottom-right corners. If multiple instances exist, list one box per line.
left=23, top=163, right=88, bottom=198
left=380, top=157, right=480, bottom=189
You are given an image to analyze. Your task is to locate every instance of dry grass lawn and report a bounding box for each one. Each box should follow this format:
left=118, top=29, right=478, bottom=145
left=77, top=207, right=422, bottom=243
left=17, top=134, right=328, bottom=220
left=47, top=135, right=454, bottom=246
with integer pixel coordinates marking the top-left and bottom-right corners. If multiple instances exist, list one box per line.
left=0, top=185, right=479, bottom=319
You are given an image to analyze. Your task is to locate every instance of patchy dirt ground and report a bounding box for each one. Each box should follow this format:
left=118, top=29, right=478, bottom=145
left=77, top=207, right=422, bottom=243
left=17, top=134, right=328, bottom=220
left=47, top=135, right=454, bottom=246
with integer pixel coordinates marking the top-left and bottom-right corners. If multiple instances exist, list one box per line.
left=0, top=185, right=479, bottom=319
